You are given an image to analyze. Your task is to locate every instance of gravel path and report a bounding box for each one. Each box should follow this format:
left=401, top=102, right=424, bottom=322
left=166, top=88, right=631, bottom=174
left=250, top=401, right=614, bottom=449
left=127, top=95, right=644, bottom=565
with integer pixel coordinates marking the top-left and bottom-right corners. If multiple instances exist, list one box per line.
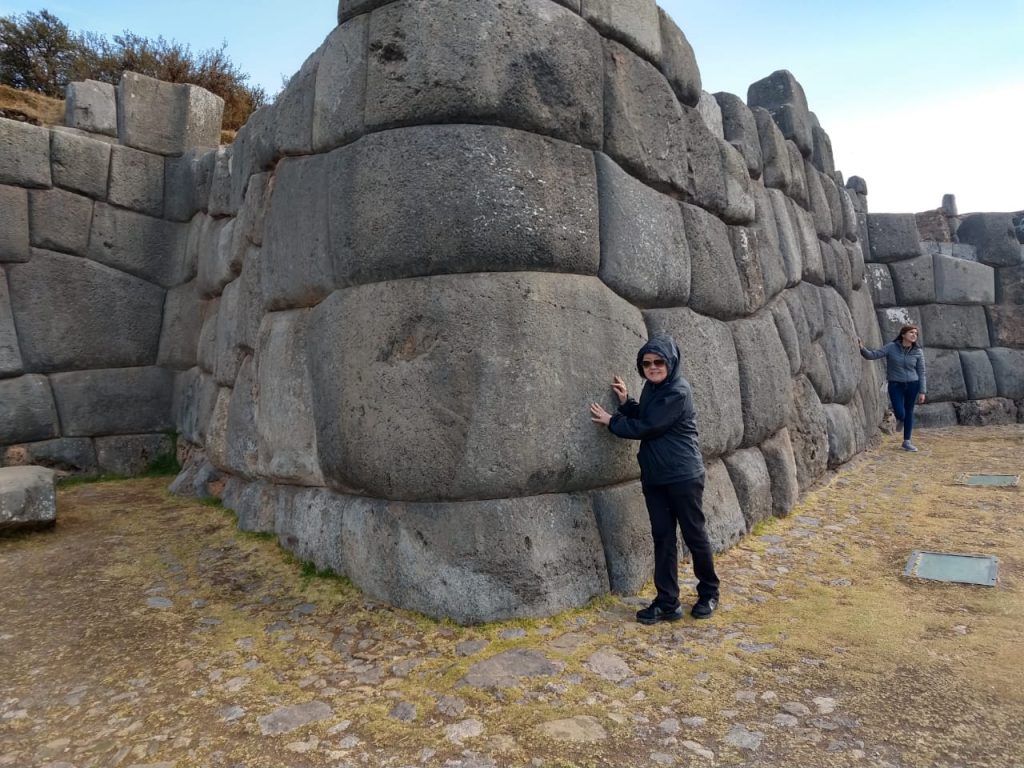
left=2, top=425, right=1022, bottom=768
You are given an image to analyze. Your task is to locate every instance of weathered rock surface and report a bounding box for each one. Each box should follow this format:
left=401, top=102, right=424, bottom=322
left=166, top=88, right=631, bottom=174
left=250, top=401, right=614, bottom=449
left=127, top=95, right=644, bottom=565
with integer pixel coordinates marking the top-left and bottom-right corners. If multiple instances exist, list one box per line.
left=0, top=465, right=56, bottom=531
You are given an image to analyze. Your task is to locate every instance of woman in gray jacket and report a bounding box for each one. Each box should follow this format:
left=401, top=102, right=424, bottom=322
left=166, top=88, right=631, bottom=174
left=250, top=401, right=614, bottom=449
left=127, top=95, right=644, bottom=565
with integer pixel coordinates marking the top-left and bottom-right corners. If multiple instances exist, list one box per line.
left=859, top=324, right=927, bottom=451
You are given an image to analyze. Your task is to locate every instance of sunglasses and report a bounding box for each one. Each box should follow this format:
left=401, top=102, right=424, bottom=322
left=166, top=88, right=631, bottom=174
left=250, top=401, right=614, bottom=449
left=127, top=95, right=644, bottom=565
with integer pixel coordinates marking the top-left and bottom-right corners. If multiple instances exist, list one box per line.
left=641, top=359, right=666, bottom=369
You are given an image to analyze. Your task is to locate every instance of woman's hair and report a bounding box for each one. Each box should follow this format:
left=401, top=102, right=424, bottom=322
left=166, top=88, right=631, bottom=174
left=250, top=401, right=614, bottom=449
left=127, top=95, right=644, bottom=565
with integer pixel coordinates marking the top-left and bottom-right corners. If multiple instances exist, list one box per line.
left=893, top=324, right=919, bottom=345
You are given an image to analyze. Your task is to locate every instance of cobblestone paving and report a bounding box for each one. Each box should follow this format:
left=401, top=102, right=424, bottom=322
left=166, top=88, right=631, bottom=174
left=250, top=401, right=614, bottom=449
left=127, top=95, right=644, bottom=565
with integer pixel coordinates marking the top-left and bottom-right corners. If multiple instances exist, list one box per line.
left=1, top=426, right=1022, bottom=768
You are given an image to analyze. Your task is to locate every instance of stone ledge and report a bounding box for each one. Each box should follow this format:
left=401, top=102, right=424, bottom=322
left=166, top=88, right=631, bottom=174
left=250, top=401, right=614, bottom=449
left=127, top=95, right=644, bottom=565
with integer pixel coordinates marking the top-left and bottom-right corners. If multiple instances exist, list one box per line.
left=0, top=465, right=56, bottom=532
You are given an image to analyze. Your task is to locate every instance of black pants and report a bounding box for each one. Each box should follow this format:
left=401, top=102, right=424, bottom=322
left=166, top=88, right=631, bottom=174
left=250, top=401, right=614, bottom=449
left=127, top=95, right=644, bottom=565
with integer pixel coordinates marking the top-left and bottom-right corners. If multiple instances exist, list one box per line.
left=642, top=475, right=720, bottom=609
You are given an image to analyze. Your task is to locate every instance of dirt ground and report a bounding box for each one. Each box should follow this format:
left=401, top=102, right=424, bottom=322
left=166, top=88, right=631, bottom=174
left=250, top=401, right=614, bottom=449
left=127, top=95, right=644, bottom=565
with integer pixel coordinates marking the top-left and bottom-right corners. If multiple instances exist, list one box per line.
left=1, top=425, right=1022, bottom=768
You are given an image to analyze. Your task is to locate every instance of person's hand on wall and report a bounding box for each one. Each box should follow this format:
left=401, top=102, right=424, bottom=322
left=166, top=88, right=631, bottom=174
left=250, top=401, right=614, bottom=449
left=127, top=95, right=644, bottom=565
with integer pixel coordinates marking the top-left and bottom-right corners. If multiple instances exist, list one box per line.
left=857, top=338, right=865, bottom=350
left=611, top=375, right=628, bottom=405
left=918, top=393, right=926, bottom=404
left=590, top=402, right=612, bottom=426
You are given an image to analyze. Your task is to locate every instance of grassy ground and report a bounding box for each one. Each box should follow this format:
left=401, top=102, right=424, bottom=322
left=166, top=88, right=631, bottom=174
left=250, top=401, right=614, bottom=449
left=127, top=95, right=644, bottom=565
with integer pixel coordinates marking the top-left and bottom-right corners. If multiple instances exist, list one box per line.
left=0, top=425, right=1021, bottom=767
left=0, top=84, right=65, bottom=125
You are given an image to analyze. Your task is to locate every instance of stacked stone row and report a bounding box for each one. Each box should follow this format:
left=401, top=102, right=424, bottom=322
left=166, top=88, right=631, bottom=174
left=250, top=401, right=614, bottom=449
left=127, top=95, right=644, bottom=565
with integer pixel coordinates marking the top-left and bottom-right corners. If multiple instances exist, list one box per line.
left=0, top=75, right=223, bottom=476
left=863, top=211, right=1024, bottom=426
left=161, top=0, right=887, bottom=622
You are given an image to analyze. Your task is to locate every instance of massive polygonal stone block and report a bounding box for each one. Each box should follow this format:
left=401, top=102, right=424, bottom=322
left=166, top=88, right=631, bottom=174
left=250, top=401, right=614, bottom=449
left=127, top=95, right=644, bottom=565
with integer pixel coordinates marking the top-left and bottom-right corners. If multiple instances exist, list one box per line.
left=823, top=403, right=856, bottom=468
left=0, top=466, right=56, bottom=532
left=656, top=7, right=701, bottom=107
left=312, top=15, right=368, bottom=152
left=747, top=70, right=814, bottom=157
left=255, top=310, right=324, bottom=486
left=819, top=287, right=861, bottom=404
left=261, top=156, right=333, bottom=310
left=196, top=217, right=239, bottom=299
left=759, top=427, right=799, bottom=516
left=789, top=199, right=824, bottom=285
left=932, top=253, right=994, bottom=305
left=0, top=375, right=58, bottom=444
left=644, top=307, right=743, bottom=460
left=117, top=72, right=224, bottom=155
left=88, top=204, right=189, bottom=288
left=959, top=350, right=998, bottom=400
left=729, top=226, right=766, bottom=315
left=957, top=213, right=1022, bottom=267
left=723, top=447, right=772, bottom=530
left=50, top=128, right=111, bottom=199
left=308, top=272, right=645, bottom=501
left=0, top=185, right=30, bottom=263
left=338, top=490, right=610, bottom=623
left=730, top=312, right=792, bottom=447
left=702, top=459, right=746, bottom=551
left=865, top=263, right=896, bottom=308
left=866, top=214, right=922, bottom=263
left=328, top=125, right=600, bottom=288
left=272, top=46, right=320, bottom=158
left=0, top=270, right=22, bottom=378
left=697, top=91, right=724, bottom=139
left=597, top=153, right=688, bottom=307
left=682, top=203, right=745, bottom=320
left=923, top=349, right=967, bottom=402
left=7, top=249, right=164, bottom=372
left=888, top=254, right=936, bottom=306
left=1, top=437, right=97, bottom=475
left=987, top=348, right=1024, bottom=400
left=174, top=368, right=219, bottom=446
left=788, top=375, right=828, bottom=493
left=804, top=159, right=833, bottom=240
left=954, top=397, right=1018, bottom=427
left=590, top=481, right=651, bottom=594
left=715, top=92, right=762, bottom=178
left=987, top=306, right=1024, bottom=348
left=108, top=144, right=165, bottom=216
left=95, top=434, right=175, bottom=476
left=995, top=265, right=1024, bottom=305
left=750, top=186, right=787, bottom=303
left=28, top=187, right=93, bottom=256
left=0, top=119, right=51, bottom=187
left=64, top=80, right=117, bottom=136
left=684, top=108, right=755, bottom=224
left=604, top=39, right=686, bottom=192
left=157, top=281, right=203, bottom=370
left=752, top=108, right=794, bottom=199
left=913, top=401, right=957, bottom=429
left=766, top=188, right=801, bottom=286
left=583, top=0, right=660, bottom=62
left=224, top=356, right=258, bottom=478
left=769, top=298, right=801, bottom=375
left=213, top=279, right=244, bottom=386
left=365, top=0, right=603, bottom=148
left=918, top=304, right=990, bottom=349
left=51, top=367, right=174, bottom=437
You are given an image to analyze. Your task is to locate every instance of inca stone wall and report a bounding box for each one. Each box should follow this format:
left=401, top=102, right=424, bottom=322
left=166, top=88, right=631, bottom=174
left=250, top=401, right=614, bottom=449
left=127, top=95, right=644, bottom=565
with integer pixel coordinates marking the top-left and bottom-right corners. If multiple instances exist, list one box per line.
left=865, top=204, right=1024, bottom=427
left=0, top=75, right=224, bottom=477
left=1, top=0, right=1021, bottom=623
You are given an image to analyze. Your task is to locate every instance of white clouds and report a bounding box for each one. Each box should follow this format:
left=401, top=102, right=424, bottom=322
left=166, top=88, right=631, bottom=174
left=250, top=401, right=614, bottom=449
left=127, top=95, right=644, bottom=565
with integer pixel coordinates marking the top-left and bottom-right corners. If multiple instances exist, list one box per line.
left=826, top=84, right=1024, bottom=214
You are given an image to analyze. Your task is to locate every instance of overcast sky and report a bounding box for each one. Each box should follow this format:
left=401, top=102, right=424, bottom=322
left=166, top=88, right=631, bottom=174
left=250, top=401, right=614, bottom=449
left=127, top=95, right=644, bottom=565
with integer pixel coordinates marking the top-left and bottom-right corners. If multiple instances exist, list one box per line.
left=3, top=0, right=1021, bottom=214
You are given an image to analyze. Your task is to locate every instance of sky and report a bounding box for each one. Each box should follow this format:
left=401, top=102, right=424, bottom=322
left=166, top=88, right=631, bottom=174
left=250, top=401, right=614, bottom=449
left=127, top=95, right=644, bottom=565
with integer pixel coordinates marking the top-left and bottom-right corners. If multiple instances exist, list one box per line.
left=2, top=1, right=1021, bottom=214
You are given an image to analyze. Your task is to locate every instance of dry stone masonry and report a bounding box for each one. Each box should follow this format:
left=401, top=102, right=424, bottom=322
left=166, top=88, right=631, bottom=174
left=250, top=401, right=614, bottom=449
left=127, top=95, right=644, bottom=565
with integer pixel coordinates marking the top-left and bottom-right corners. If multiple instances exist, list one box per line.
left=1, top=0, right=1020, bottom=622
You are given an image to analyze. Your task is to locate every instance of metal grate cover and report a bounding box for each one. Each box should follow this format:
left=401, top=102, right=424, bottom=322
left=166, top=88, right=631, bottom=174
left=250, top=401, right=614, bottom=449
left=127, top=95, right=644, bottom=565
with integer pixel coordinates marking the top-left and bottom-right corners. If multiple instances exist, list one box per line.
left=903, top=551, right=998, bottom=586
left=954, top=473, right=1020, bottom=487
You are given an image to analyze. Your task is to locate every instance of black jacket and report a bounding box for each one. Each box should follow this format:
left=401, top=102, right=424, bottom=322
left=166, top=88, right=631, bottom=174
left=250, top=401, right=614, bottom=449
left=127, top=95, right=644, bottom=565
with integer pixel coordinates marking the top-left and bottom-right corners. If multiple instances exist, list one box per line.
left=608, top=335, right=704, bottom=485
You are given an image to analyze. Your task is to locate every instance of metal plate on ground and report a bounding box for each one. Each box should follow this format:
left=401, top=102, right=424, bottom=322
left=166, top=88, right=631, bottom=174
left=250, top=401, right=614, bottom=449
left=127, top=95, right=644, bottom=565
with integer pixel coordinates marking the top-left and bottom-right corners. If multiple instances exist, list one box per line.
left=954, top=473, right=1020, bottom=487
left=903, top=551, right=998, bottom=586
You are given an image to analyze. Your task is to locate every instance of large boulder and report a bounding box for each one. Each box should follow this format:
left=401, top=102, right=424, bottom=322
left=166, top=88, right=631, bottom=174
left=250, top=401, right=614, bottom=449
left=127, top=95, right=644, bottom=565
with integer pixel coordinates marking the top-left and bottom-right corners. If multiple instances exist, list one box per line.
left=683, top=203, right=746, bottom=320
left=312, top=15, right=368, bottom=153
left=747, top=70, right=813, bottom=157
left=95, top=434, right=174, bottom=476
left=823, top=403, right=857, bottom=468
left=656, top=7, right=701, bottom=107
left=583, top=0, right=661, bottom=62
left=865, top=214, right=922, bottom=263
left=107, top=145, right=164, bottom=217
left=956, top=213, right=1022, bottom=267
left=255, top=311, right=324, bottom=486
left=117, top=72, right=223, bottom=155
left=0, top=119, right=50, bottom=188
left=730, top=311, right=792, bottom=447
left=328, top=125, right=600, bottom=288
left=788, top=375, right=829, bottom=493
left=28, top=187, right=93, bottom=257
left=959, top=350, right=998, bottom=400
left=0, top=466, right=56, bottom=531
left=0, top=375, right=58, bottom=444
left=932, top=254, right=994, bottom=304
left=987, top=348, right=1024, bottom=399
left=308, top=272, right=646, bottom=501
left=50, top=367, right=174, bottom=437
left=0, top=270, right=22, bottom=377
left=918, top=304, right=989, bottom=349
left=1, top=438, right=97, bottom=475
left=364, top=0, right=604, bottom=149
left=0, top=185, right=30, bottom=263
left=715, top=92, right=762, bottom=178
left=64, top=80, right=117, bottom=136
left=923, top=349, right=967, bottom=403
left=590, top=481, right=652, bottom=595
left=954, top=398, right=1018, bottom=427
left=723, top=447, right=772, bottom=530
left=987, top=306, right=1024, bottom=347
left=888, top=254, right=935, bottom=305
left=50, top=128, right=111, bottom=199
left=596, top=153, right=688, bottom=307
left=88, top=204, right=190, bottom=288
left=7, top=249, right=165, bottom=373
left=758, top=428, right=799, bottom=517
left=702, top=459, right=747, bottom=551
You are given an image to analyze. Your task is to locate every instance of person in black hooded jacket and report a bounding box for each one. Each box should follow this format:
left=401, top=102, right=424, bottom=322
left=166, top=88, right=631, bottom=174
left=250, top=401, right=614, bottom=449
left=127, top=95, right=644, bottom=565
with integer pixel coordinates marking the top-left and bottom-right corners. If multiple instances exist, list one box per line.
left=590, top=334, right=720, bottom=623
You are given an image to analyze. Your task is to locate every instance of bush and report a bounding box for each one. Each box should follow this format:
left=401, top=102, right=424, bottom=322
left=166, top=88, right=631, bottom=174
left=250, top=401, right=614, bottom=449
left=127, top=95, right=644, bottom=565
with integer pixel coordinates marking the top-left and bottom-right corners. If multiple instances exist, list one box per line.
left=0, top=9, right=265, bottom=130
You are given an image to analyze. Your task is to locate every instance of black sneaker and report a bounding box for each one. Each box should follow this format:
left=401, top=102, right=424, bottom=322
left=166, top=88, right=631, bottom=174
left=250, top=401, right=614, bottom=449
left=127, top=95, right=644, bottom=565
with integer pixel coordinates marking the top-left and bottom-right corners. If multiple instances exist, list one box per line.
left=636, top=603, right=683, bottom=625
left=690, top=597, right=718, bottom=619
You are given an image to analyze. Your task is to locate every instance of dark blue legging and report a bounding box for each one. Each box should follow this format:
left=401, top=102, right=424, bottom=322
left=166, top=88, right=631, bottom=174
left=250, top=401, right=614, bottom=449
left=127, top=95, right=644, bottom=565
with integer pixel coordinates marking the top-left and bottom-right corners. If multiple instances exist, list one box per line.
left=888, top=380, right=921, bottom=441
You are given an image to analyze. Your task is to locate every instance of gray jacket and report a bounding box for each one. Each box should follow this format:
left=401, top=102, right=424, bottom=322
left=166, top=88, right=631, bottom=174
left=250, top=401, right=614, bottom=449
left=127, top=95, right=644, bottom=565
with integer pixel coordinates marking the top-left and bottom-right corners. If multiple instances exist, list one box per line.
left=860, top=341, right=927, bottom=393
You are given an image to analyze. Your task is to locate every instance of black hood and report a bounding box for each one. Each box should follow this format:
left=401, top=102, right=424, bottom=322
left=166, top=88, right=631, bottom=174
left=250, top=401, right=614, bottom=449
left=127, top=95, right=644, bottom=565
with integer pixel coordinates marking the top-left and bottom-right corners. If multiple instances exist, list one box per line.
left=636, top=335, right=682, bottom=383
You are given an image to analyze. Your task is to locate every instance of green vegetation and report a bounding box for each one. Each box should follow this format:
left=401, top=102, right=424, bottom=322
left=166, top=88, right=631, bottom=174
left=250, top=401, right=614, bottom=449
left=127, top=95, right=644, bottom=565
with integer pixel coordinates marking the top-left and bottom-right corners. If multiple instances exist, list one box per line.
left=0, top=9, right=265, bottom=129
